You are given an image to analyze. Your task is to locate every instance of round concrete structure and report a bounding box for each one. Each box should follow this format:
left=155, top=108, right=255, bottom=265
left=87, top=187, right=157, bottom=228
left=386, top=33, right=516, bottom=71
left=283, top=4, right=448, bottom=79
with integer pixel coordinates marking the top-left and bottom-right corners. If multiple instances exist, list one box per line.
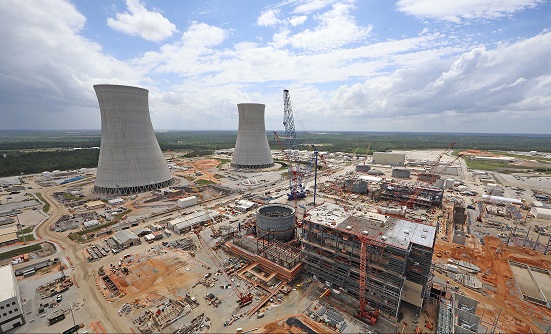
left=256, top=204, right=295, bottom=241
left=93, top=84, right=174, bottom=194
left=231, top=103, right=274, bottom=169
left=391, top=168, right=411, bottom=178
left=355, top=165, right=371, bottom=172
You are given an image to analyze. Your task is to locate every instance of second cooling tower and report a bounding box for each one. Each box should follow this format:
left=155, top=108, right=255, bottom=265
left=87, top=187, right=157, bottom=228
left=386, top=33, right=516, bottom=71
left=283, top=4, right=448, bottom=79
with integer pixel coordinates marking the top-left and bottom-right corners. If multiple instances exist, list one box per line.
left=231, top=103, right=274, bottom=169
left=93, top=84, right=174, bottom=194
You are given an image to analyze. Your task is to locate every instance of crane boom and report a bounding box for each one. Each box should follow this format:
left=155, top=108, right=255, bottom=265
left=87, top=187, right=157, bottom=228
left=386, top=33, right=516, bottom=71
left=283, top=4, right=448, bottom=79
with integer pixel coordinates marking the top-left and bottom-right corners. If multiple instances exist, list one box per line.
left=193, top=229, right=253, bottom=307
left=282, top=89, right=313, bottom=200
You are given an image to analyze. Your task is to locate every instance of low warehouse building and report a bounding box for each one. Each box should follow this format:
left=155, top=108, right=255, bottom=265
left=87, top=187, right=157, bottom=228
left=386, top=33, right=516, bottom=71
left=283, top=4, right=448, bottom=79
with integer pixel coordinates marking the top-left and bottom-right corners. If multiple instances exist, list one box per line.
left=112, top=230, right=139, bottom=248
left=530, top=207, right=551, bottom=220
left=373, top=152, right=405, bottom=166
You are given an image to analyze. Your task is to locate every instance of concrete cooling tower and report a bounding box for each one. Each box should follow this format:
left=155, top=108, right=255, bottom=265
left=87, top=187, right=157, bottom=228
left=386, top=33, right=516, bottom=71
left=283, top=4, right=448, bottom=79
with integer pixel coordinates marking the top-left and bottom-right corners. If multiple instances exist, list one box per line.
left=231, top=103, right=274, bottom=169
left=93, top=84, right=174, bottom=194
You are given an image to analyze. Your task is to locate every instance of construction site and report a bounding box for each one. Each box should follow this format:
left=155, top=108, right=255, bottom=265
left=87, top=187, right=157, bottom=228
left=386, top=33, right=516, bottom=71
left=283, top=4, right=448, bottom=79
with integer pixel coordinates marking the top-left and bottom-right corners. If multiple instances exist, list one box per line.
left=6, top=88, right=551, bottom=334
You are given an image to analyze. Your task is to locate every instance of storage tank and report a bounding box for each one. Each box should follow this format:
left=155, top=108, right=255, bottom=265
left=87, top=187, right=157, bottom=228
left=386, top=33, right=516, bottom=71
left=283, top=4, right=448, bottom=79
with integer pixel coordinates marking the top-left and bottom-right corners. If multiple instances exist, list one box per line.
left=435, top=178, right=445, bottom=189
left=444, top=178, right=455, bottom=189
left=256, top=204, right=295, bottom=241
left=355, top=165, right=371, bottom=172
left=231, top=103, right=274, bottom=169
left=93, top=84, right=174, bottom=194
left=391, top=168, right=411, bottom=179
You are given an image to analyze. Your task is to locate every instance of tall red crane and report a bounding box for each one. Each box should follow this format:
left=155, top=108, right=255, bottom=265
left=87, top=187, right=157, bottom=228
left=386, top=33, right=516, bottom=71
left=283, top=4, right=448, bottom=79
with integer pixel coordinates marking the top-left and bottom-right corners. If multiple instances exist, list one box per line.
left=193, top=229, right=253, bottom=307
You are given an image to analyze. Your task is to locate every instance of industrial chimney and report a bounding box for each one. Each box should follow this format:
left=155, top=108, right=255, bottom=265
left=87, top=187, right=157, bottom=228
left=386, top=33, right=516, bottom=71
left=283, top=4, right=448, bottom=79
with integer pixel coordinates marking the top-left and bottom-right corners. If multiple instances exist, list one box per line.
left=93, top=84, right=174, bottom=194
left=231, top=103, right=274, bottom=169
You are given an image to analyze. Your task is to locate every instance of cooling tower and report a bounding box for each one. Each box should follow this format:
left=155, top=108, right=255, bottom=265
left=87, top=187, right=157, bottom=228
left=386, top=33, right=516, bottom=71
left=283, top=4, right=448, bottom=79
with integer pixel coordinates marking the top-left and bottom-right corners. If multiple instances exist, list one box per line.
left=93, top=84, right=174, bottom=194
left=231, top=103, right=274, bottom=169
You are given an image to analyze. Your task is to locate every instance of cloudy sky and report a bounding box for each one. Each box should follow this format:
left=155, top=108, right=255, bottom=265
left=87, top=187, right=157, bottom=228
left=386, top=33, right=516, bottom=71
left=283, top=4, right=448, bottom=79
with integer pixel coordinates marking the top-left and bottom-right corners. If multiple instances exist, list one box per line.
left=1, top=0, right=550, bottom=133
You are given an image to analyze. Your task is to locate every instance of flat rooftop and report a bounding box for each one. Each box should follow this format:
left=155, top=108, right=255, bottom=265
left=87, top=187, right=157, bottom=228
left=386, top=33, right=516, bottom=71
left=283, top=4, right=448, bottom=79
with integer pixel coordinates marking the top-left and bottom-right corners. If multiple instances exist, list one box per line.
left=306, top=203, right=436, bottom=249
left=0, top=265, right=16, bottom=301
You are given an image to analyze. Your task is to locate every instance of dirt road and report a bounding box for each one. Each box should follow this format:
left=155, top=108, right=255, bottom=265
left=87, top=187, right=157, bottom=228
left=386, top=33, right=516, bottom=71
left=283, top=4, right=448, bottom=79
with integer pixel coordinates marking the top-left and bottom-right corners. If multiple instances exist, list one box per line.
left=35, top=184, right=125, bottom=333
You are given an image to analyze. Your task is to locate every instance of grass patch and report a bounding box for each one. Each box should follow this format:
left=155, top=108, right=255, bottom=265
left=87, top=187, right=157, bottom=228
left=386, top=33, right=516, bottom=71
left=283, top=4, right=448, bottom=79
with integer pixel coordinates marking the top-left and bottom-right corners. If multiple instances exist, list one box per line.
left=464, top=157, right=527, bottom=171
left=216, top=158, right=230, bottom=168
left=195, top=179, right=214, bottom=186
left=35, top=193, right=50, bottom=212
left=0, top=244, right=42, bottom=261
left=68, top=220, right=118, bottom=242
left=20, top=226, right=34, bottom=234
left=62, top=193, right=79, bottom=201
left=18, top=234, right=35, bottom=242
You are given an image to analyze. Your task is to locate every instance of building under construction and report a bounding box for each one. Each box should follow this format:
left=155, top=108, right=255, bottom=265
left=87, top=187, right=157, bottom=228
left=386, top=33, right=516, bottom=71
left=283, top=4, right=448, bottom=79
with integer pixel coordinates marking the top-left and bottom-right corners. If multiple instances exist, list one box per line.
left=378, top=181, right=444, bottom=208
left=301, top=203, right=436, bottom=320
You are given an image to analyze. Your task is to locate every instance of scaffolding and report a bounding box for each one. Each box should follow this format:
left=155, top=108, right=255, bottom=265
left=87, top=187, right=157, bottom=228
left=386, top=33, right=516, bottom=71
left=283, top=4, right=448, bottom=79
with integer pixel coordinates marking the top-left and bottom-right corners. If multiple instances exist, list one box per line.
left=302, top=215, right=435, bottom=321
left=379, top=182, right=444, bottom=208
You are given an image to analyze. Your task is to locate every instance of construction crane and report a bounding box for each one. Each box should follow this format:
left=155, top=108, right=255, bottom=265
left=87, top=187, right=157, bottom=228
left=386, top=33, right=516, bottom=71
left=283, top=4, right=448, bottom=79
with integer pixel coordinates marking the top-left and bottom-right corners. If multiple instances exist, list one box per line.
left=193, top=229, right=253, bottom=307
left=280, top=89, right=316, bottom=201
left=320, top=158, right=381, bottom=324
left=363, top=142, right=371, bottom=165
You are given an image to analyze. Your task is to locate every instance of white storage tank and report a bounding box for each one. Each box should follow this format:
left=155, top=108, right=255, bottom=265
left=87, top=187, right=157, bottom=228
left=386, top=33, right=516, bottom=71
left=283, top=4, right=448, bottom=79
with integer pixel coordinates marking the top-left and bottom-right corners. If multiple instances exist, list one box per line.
left=435, top=178, right=445, bottom=189
left=444, top=178, right=455, bottom=189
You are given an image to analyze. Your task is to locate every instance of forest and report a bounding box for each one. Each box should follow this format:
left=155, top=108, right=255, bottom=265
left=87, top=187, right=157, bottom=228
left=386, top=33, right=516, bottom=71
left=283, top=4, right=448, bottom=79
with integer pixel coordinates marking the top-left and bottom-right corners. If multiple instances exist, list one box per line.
left=1, top=130, right=550, bottom=177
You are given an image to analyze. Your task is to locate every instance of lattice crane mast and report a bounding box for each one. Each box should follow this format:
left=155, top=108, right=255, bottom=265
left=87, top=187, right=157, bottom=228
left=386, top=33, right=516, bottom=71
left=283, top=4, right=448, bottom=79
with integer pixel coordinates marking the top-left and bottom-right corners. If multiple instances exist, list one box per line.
left=193, top=229, right=253, bottom=307
left=282, top=89, right=314, bottom=201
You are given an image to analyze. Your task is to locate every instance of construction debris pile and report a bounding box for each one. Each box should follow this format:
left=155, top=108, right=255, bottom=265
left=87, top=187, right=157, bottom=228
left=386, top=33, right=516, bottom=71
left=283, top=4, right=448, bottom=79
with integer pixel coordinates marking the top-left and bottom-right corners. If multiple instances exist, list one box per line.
left=37, top=276, right=73, bottom=299
left=131, top=298, right=197, bottom=332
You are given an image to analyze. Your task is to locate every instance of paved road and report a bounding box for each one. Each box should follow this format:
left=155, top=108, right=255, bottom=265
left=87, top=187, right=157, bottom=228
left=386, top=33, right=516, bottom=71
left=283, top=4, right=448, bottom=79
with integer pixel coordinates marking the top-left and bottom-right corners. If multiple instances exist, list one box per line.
left=35, top=184, right=125, bottom=333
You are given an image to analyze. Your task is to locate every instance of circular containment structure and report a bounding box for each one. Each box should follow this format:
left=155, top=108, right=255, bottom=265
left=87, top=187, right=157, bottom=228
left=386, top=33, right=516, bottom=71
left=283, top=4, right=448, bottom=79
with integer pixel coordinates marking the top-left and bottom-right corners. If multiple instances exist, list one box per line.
left=93, top=84, right=174, bottom=195
left=392, top=168, right=411, bottom=179
left=256, top=204, right=296, bottom=242
left=355, top=165, right=371, bottom=172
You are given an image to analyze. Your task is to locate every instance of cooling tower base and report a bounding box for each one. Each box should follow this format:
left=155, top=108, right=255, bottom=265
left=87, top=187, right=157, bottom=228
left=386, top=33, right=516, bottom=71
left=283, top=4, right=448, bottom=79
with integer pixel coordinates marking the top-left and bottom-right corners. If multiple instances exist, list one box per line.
left=93, top=177, right=175, bottom=195
left=231, top=163, right=275, bottom=169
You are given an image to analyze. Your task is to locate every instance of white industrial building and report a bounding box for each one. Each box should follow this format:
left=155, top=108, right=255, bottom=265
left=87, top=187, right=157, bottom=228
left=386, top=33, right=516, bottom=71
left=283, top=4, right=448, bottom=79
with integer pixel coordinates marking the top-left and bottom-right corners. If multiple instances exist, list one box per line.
left=372, top=152, right=405, bottom=166
left=231, top=103, right=274, bottom=169
left=177, top=196, right=198, bottom=208
left=530, top=207, right=551, bottom=220
left=93, top=84, right=174, bottom=194
left=168, top=210, right=220, bottom=234
left=0, top=265, right=25, bottom=332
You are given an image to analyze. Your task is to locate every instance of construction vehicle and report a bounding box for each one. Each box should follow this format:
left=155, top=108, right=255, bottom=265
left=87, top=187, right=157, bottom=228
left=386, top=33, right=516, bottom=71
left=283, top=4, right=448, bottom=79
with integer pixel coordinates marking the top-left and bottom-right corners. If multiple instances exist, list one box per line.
left=193, top=229, right=253, bottom=307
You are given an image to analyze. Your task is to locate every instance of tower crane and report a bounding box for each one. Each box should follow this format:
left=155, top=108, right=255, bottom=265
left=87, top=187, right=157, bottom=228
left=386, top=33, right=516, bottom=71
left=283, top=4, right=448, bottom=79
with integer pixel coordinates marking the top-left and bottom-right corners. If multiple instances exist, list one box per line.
left=193, top=229, right=253, bottom=307
left=280, top=89, right=316, bottom=201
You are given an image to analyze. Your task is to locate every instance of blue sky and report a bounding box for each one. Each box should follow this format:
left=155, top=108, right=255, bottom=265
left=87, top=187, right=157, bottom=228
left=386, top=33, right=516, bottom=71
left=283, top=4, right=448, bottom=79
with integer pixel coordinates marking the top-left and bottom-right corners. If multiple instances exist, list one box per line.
left=1, top=0, right=551, bottom=133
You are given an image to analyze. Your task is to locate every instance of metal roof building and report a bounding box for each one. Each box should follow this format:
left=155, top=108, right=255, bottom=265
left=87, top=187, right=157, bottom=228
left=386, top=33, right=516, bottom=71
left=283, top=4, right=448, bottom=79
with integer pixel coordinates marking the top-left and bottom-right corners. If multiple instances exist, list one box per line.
left=231, top=103, right=274, bottom=169
left=93, top=84, right=174, bottom=194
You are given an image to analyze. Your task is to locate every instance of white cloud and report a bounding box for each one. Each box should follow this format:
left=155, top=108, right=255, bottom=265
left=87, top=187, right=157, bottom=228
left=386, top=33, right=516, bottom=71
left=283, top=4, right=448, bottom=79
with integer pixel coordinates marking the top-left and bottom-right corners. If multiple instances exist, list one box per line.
left=289, top=15, right=308, bottom=26
left=0, top=0, right=147, bottom=129
left=107, top=0, right=177, bottom=42
left=287, top=2, right=371, bottom=51
left=293, top=0, right=339, bottom=14
left=396, top=0, right=543, bottom=22
left=326, top=32, right=551, bottom=132
left=257, top=9, right=281, bottom=26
